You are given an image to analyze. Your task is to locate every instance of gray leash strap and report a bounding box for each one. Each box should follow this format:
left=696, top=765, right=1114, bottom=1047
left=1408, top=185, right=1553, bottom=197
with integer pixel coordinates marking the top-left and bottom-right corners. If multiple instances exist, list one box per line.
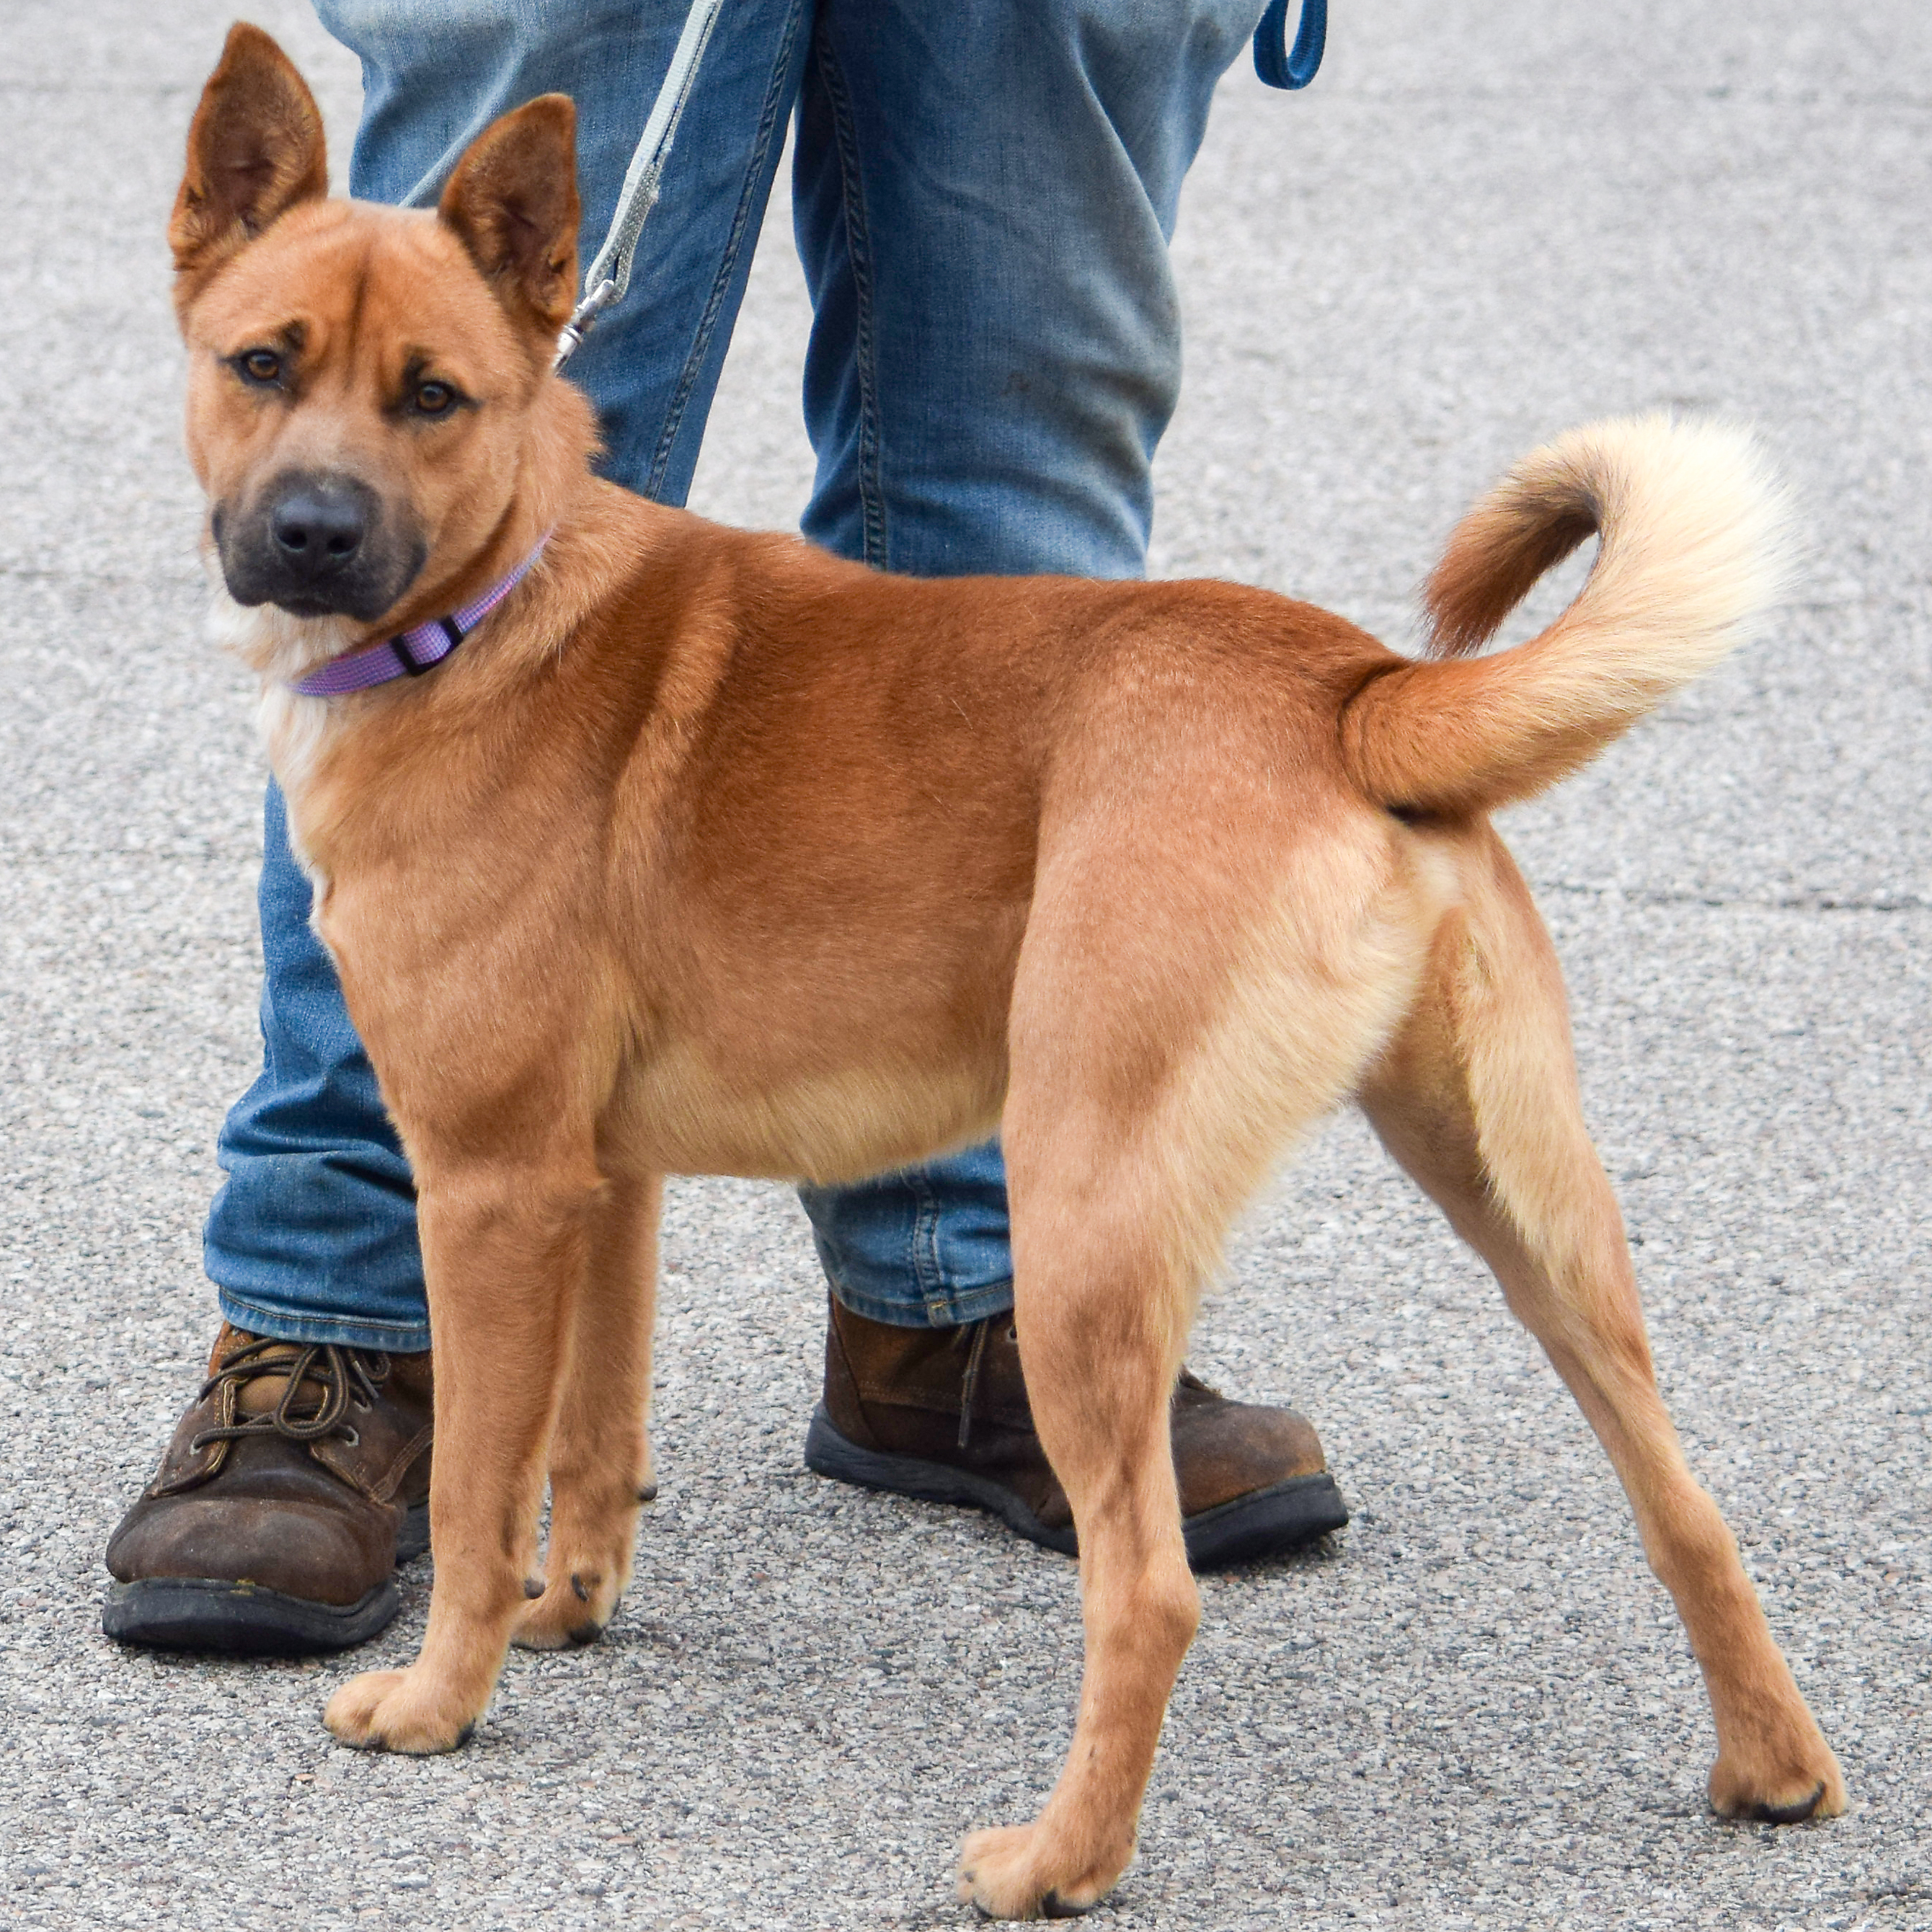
left=554, top=0, right=726, bottom=371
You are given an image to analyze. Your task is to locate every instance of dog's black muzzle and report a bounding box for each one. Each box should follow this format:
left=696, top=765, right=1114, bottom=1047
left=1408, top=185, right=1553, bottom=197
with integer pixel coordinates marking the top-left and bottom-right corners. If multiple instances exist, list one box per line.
left=217, top=470, right=425, bottom=622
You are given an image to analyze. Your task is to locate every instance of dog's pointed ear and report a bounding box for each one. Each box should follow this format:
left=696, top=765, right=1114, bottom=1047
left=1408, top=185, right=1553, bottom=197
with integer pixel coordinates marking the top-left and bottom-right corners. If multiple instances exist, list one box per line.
left=438, top=96, right=582, bottom=342
left=171, top=25, right=329, bottom=297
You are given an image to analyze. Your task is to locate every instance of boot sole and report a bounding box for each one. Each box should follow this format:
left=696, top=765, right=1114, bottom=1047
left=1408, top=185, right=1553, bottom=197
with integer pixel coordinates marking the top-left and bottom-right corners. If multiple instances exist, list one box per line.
left=102, top=1499, right=430, bottom=1656
left=803, top=1406, right=1348, bottom=1572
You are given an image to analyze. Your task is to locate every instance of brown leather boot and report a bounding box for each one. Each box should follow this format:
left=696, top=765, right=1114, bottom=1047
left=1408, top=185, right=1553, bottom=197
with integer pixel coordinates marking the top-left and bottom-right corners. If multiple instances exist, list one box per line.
left=103, top=1324, right=433, bottom=1654
left=804, top=1298, right=1347, bottom=1570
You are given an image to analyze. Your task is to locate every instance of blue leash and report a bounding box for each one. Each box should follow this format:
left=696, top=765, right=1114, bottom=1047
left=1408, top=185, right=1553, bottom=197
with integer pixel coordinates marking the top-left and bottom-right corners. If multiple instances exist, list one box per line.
left=1252, top=0, right=1327, bottom=90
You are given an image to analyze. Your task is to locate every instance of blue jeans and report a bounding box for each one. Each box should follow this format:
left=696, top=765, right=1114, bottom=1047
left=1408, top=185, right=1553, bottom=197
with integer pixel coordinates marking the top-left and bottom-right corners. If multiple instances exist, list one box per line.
left=206, top=0, right=1264, bottom=1352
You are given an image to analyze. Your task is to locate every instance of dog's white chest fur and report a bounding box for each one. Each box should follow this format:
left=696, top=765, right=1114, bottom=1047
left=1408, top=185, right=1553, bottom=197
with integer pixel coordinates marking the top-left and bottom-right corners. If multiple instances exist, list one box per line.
left=208, top=588, right=350, bottom=900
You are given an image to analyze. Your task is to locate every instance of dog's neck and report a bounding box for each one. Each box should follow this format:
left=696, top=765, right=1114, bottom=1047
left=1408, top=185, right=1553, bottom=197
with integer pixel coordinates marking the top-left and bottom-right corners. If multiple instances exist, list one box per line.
left=220, top=487, right=646, bottom=828
left=216, top=541, right=538, bottom=809
left=208, top=592, right=354, bottom=848
left=213, top=378, right=607, bottom=803
left=290, top=535, right=552, bottom=697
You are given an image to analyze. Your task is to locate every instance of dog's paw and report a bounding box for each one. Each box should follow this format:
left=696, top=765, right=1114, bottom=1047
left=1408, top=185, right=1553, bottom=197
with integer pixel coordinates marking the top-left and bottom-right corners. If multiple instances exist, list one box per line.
left=1709, top=1740, right=1847, bottom=1825
left=512, top=1567, right=620, bottom=1651
left=324, top=1668, right=482, bottom=1755
left=956, top=1822, right=1125, bottom=1921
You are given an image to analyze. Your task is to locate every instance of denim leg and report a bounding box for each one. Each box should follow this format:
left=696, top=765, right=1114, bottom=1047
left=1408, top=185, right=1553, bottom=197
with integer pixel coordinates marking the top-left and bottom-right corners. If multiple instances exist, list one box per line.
left=208, top=786, right=427, bottom=1351
left=788, top=0, right=1262, bottom=1326
left=207, top=0, right=810, bottom=1345
left=797, top=1142, right=1015, bottom=1331
left=319, top=0, right=814, bottom=500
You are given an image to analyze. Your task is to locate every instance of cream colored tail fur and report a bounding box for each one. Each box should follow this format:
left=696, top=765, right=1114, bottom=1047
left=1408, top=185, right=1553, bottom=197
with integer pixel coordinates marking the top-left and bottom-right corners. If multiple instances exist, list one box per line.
left=1341, top=415, right=1794, bottom=816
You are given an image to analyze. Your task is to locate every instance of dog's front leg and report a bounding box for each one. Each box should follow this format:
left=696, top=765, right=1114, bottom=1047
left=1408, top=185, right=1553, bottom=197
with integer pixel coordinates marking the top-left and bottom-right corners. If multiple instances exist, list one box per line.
left=515, top=1166, right=661, bottom=1650
left=325, top=1153, right=598, bottom=1754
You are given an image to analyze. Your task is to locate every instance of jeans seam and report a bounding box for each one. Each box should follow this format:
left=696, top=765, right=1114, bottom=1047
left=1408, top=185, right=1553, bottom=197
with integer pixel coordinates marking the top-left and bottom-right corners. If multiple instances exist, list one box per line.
left=810, top=21, right=887, bottom=567
left=646, top=0, right=811, bottom=501
left=909, top=1169, right=944, bottom=1317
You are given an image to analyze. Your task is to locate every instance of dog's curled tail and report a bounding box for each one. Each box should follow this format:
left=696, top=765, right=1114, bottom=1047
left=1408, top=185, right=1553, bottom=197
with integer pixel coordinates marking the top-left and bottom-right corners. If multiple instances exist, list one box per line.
left=1340, top=415, right=1792, bottom=816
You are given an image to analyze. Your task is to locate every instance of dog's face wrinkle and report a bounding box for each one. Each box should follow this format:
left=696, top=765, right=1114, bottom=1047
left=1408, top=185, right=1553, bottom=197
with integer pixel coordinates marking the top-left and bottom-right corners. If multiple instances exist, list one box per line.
left=182, top=200, right=533, bottom=637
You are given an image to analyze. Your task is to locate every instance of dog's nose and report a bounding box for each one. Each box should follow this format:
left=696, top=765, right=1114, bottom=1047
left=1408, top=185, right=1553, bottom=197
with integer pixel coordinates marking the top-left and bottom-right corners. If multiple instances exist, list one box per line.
left=270, top=489, right=366, bottom=576
left=219, top=471, right=415, bottom=620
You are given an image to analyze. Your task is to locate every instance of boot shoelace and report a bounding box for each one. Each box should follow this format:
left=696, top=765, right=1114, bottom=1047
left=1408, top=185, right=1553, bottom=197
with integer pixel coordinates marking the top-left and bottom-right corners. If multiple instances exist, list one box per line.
left=188, top=1338, right=391, bottom=1453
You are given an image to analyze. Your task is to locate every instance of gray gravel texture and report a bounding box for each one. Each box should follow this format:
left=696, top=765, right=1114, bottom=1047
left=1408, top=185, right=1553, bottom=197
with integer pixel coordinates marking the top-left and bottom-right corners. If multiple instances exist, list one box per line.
left=2, top=2, right=1929, bottom=1928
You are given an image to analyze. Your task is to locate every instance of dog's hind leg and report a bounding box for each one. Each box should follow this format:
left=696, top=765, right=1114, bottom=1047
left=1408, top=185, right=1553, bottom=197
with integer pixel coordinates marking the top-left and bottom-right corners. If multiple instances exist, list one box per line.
left=1359, top=824, right=1843, bottom=1824
left=325, top=1148, right=602, bottom=1754
left=515, top=1167, right=663, bottom=1650
left=959, top=835, right=1419, bottom=1919
left=953, top=1151, right=1202, bottom=1920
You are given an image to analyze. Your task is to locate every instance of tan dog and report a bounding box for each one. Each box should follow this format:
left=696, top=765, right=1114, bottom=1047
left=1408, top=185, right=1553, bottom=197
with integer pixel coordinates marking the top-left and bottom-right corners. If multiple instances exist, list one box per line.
left=169, top=25, right=1843, bottom=1919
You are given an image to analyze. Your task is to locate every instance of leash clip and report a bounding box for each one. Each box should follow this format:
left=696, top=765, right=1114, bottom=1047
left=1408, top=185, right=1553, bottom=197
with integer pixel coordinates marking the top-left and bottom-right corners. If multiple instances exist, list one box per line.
left=554, top=278, right=620, bottom=373
left=549, top=0, right=725, bottom=376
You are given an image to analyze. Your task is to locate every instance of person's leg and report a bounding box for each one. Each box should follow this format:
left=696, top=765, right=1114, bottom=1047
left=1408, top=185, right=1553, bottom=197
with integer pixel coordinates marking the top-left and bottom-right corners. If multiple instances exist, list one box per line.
left=331, top=0, right=815, bottom=504
left=792, top=0, right=1349, bottom=1567
left=797, top=0, right=1251, bottom=580
left=108, top=0, right=815, bottom=1652
left=792, top=0, right=1256, bottom=1337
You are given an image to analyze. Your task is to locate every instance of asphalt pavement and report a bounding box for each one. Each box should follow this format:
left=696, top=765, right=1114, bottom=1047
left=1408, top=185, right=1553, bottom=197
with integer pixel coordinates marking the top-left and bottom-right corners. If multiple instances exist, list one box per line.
left=1, top=3, right=1929, bottom=1928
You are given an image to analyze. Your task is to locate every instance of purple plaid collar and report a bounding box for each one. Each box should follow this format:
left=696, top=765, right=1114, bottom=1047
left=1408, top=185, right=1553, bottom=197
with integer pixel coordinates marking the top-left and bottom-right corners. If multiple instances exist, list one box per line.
left=290, top=536, right=549, bottom=697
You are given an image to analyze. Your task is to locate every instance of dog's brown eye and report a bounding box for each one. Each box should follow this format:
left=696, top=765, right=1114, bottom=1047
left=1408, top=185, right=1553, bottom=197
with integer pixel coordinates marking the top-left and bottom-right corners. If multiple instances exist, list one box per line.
left=415, top=381, right=455, bottom=415
left=240, top=350, right=281, bottom=384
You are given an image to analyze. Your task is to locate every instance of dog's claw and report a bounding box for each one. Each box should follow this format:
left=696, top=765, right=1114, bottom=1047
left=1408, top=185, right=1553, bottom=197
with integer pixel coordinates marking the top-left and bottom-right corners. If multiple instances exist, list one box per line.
left=513, top=1569, right=622, bottom=1651
left=1751, top=1781, right=1827, bottom=1826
